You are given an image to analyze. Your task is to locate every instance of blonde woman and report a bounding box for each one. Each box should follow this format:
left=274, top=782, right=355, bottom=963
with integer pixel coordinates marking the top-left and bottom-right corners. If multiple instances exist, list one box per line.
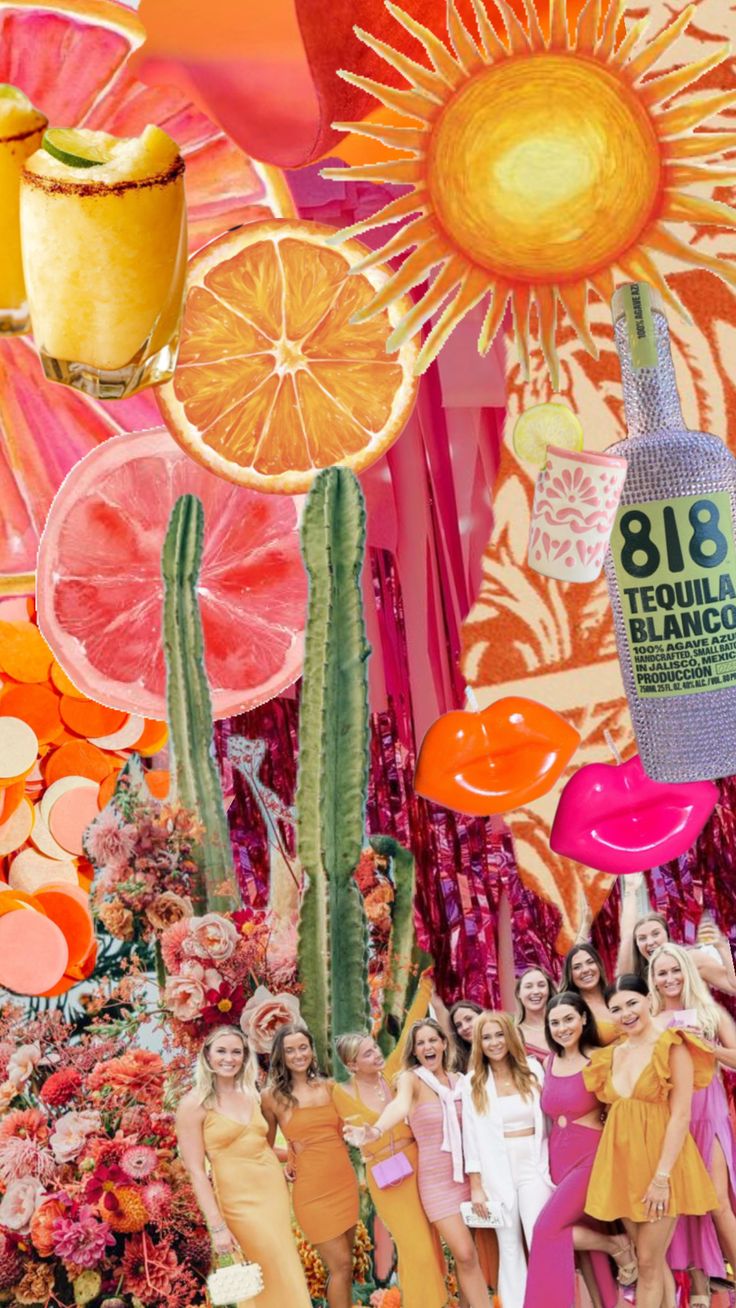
left=175, top=1024, right=311, bottom=1308
left=649, top=942, right=736, bottom=1304
left=344, top=1017, right=490, bottom=1308
left=462, top=1011, right=552, bottom=1307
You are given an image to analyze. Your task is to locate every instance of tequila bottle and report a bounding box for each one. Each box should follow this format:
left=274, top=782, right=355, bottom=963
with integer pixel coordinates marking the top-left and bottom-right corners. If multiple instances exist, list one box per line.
left=605, top=281, right=736, bottom=783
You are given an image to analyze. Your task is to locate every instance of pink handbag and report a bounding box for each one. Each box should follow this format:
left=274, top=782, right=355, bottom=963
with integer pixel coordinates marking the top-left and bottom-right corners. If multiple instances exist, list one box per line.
left=370, top=1135, right=414, bottom=1190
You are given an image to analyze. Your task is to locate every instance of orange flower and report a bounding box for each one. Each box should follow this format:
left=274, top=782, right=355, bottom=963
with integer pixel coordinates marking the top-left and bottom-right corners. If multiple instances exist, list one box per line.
left=104, top=1186, right=147, bottom=1234
left=30, top=1199, right=66, bottom=1257
left=87, top=1050, right=164, bottom=1108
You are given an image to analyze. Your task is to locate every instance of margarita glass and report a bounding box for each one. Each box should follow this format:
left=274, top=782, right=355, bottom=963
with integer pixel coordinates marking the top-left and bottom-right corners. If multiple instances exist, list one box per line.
left=20, top=124, right=186, bottom=399
left=0, top=85, right=47, bottom=334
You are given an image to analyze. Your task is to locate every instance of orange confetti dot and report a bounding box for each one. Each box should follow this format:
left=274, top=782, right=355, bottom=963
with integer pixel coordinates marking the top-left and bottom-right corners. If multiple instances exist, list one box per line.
left=0, top=684, right=63, bottom=745
left=144, top=769, right=170, bottom=800
left=131, top=719, right=168, bottom=756
left=97, top=769, right=123, bottom=811
left=0, top=622, right=53, bottom=683
left=59, top=696, right=127, bottom=740
left=50, top=662, right=86, bottom=698
left=44, top=741, right=114, bottom=786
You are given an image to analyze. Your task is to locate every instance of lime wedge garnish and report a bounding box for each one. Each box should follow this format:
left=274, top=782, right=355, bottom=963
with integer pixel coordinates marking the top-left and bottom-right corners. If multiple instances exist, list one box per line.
left=512, top=402, right=584, bottom=466
left=42, top=128, right=114, bottom=169
left=0, top=84, right=30, bottom=104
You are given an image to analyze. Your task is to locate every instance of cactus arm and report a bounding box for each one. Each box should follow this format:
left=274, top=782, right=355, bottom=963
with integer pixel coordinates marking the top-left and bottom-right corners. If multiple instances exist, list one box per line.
left=296, top=469, right=372, bottom=1078
left=161, top=494, right=235, bottom=915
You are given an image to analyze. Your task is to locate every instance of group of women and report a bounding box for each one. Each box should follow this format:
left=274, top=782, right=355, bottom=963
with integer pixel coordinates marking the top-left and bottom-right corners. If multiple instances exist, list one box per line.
left=175, top=908, right=736, bottom=1308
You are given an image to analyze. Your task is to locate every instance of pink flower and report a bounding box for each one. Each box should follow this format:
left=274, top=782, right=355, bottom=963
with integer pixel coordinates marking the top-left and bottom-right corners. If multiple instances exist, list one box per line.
left=141, top=1179, right=173, bottom=1222
left=85, top=808, right=137, bottom=870
left=0, top=1081, right=17, bottom=1111
left=160, top=918, right=191, bottom=974
left=164, top=976, right=206, bottom=1022
left=180, top=960, right=223, bottom=989
left=267, top=917, right=298, bottom=986
left=183, top=913, right=238, bottom=962
left=0, top=1135, right=57, bottom=1185
left=51, top=1204, right=115, bottom=1268
left=0, top=1176, right=45, bottom=1232
left=7, top=1044, right=41, bottom=1087
left=120, top=1145, right=158, bottom=1181
left=50, top=1111, right=101, bottom=1163
left=240, top=986, right=302, bottom=1053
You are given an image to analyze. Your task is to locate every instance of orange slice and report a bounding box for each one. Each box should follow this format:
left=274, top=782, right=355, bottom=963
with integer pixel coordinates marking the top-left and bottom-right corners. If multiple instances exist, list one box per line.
left=157, top=219, right=419, bottom=494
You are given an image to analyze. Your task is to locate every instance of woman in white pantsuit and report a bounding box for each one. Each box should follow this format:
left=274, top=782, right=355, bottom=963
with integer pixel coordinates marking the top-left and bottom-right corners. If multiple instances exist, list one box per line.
left=461, top=1010, right=553, bottom=1308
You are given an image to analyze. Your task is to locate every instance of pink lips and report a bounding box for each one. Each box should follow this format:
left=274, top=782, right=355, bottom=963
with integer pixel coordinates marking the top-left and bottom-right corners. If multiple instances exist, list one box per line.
left=550, top=754, right=718, bottom=875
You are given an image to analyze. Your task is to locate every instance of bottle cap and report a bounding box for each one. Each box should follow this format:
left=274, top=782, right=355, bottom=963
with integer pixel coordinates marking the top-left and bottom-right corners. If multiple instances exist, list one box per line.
left=611, top=282, right=665, bottom=323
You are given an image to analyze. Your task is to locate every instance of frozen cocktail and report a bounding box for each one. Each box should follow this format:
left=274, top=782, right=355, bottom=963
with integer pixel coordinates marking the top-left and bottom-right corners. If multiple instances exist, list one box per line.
left=0, top=84, right=47, bottom=334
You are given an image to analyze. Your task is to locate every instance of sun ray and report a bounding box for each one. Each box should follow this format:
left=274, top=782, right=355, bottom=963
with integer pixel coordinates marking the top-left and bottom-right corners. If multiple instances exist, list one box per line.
left=489, top=0, right=533, bottom=55
left=574, top=0, right=601, bottom=56
left=638, top=46, right=731, bottom=108
left=624, top=5, right=696, bottom=82
left=385, top=1, right=466, bottom=86
left=479, top=283, right=512, bottom=353
left=595, top=0, right=627, bottom=63
left=547, top=0, right=570, bottom=52
left=557, top=280, right=598, bottom=354
left=671, top=131, right=736, bottom=159
left=334, top=70, right=440, bottom=121
left=353, top=25, right=455, bottom=98
left=351, top=240, right=452, bottom=322
left=533, top=285, right=561, bottom=388
left=446, top=0, right=484, bottom=72
left=415, top=268, right=491, bottom=371
left=331, top=120, right=429, bottom=152
left=609, top=17, right=649, bottom=69
left=320, top=0, right=736, bottom=382
left=656, top=90, right=736, bottom=138
left=320, top=157, right=426, bottom=183
left=351, top=215, right=443, bottom=270
left=469, top=0, right=511, bottom=60
left=660, top=192, right=736, bottom=228
left=387, top=256, right=468, bottom=350
left=644, top=222, right=736, bottom=286
left=615, top=246, right=690, bottom=319
left=324, top=190, right=427, bottom=244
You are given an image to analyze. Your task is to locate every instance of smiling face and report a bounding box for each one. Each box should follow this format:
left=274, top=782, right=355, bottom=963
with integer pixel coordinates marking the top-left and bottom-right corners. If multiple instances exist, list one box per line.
left=518, top=970, right=550, bottom=1016
left=352, top=1037, right=385, bottom=1076
left=570, top=950, right=600, bottom=992
left=607, top=987, right=652, bottom=1037
left=412, top=1024, right=447, bottom=1073
left=548, top=1003, right=584, bottom=1053
left=453, top=1006, right=479, bottom=1044
left=282, top=1030, right=314, bottom=1075
left=651, top=952, right=684, bottom=1005
left=635, top=919, right=669, bottom=960
left=481, top=1019, right=508, bottom=1064
left=206, top=1031, right=246, bottom=1078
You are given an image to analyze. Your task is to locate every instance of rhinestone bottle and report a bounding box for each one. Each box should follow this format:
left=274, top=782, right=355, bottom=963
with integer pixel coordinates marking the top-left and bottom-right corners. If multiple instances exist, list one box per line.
left=605, top=281, right=736, bottom=782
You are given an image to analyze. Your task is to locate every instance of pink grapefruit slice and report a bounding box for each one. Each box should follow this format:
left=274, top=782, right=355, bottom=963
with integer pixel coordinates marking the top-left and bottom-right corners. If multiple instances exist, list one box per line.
left=36, top=427, right=307, bottom=720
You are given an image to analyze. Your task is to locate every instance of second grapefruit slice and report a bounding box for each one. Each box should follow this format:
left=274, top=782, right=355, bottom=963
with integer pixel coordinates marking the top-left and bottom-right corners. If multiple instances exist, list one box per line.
left=36, top=428, right=307, bottom=720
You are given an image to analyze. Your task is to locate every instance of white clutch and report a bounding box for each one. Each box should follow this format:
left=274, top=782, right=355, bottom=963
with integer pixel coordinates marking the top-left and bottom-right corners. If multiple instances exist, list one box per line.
left=207, top=1252, right=264, bottom=1305
left=460, top=1199, right=505, bottom=1229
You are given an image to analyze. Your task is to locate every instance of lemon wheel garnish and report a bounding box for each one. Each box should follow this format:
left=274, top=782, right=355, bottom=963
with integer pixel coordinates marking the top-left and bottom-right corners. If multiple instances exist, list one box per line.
left=512, top=403, right=584, bottom=466
left=42, top=128, right=113, bottom=169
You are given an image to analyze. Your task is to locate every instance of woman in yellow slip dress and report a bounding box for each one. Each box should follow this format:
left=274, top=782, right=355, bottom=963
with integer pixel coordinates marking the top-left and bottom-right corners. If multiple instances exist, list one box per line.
left=560, top=944, right=620, bottom=1046
left=175, top=1025, right=311, bottom=1308
left=583, top=974, right=718, bottom=1308
left=333, top=971, right=449, bottom=1308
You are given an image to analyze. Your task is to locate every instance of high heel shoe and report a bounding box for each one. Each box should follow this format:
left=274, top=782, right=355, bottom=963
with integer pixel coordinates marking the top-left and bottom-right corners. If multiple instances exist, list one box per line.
left=613, top=1242, right=638, bottom=1286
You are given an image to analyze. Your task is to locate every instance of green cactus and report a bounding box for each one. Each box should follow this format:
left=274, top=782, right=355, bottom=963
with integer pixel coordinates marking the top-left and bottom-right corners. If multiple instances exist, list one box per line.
left=162, top=494, right=236, bottom=915
left=367, top=835, right=427, bottom=1056
left=296, top=468, right=371, bottom=1077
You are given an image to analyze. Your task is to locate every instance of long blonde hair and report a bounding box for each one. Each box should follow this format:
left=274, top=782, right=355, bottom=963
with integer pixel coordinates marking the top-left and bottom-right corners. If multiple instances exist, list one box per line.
left=402, top=1018, right=452, bottom=1073
left=469, top=1011, right=541, bottom=1114
left=648, top=942, right=721, bottom=1040
left=194, top=1025, right=258, bottom=1107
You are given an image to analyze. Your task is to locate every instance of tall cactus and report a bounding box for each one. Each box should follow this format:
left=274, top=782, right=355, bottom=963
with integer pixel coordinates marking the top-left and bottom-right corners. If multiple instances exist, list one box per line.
left=162, top=494, right=236, bottom=915
left=296, top=468, right=371, bottom=1077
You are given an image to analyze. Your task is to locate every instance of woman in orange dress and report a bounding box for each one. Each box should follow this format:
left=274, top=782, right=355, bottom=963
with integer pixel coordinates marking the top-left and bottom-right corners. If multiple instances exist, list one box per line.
left=333, top=973, right=449, bottom=1308
left=560, top=944, right=619, bottom=1046
left=261, top=1024, right=359, bottom=1308
left=583, top=974, right=718, bottom=1308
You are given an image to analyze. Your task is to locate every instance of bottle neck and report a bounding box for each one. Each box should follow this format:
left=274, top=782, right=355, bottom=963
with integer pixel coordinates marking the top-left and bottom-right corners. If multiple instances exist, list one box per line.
left=614, top=310, right=685, bottom=436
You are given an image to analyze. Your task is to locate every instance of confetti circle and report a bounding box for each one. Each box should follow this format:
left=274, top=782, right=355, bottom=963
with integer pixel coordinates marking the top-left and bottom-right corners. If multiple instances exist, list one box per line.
left=0, top=909, right=68, bottom=994
left=40, top=774, right=97, bottom=826
left=0, top=797, right=33, bottom=856
left=48, top=786, right=101, bottom=856
left=0, top=717, right=38, bottom=781
left=8, top=848, right=77, bottom=894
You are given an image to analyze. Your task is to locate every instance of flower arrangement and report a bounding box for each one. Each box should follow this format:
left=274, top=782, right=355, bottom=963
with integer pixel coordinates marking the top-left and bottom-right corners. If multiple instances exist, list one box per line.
left=296, top=1218, right=373, bottom=1302
left=353, top=849, right=397, bottom=1026
left=0, top=1006, right=210, bottom=1308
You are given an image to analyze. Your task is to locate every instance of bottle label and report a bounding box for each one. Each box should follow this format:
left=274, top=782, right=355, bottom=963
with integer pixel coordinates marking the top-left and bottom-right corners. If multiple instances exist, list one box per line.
left=610, top=491, right=736, bottom=697
left=620, top=283, right=657, bottom=370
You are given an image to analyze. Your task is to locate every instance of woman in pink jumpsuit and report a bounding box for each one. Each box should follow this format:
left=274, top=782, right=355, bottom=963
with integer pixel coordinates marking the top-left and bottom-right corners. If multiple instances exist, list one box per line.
left=523, top=992, right=637, bottom=1308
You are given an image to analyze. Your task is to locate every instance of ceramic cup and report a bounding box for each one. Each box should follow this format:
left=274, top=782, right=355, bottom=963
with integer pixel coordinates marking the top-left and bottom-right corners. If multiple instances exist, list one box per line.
left=528, top=445, right=629, bottom=583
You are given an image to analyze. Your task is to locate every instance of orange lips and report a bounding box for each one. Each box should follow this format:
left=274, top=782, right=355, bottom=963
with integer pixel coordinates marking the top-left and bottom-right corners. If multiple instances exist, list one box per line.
left=415, top=696, right=580, bottom=816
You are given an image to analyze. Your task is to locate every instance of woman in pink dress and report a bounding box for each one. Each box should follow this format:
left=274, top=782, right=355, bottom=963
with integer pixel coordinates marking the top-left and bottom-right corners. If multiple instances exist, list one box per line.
left=515, top=966, right=557, bottom=1066
left=649, top=942, right=736, bottom=1307
left=523, top=993, right=637, bottom=1308
left=344, top=1018, right=490, bottom=1308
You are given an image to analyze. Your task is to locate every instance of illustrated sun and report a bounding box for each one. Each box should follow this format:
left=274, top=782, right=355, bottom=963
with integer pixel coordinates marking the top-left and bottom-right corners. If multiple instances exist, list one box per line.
left=323, top=0, right=736, bottom=385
